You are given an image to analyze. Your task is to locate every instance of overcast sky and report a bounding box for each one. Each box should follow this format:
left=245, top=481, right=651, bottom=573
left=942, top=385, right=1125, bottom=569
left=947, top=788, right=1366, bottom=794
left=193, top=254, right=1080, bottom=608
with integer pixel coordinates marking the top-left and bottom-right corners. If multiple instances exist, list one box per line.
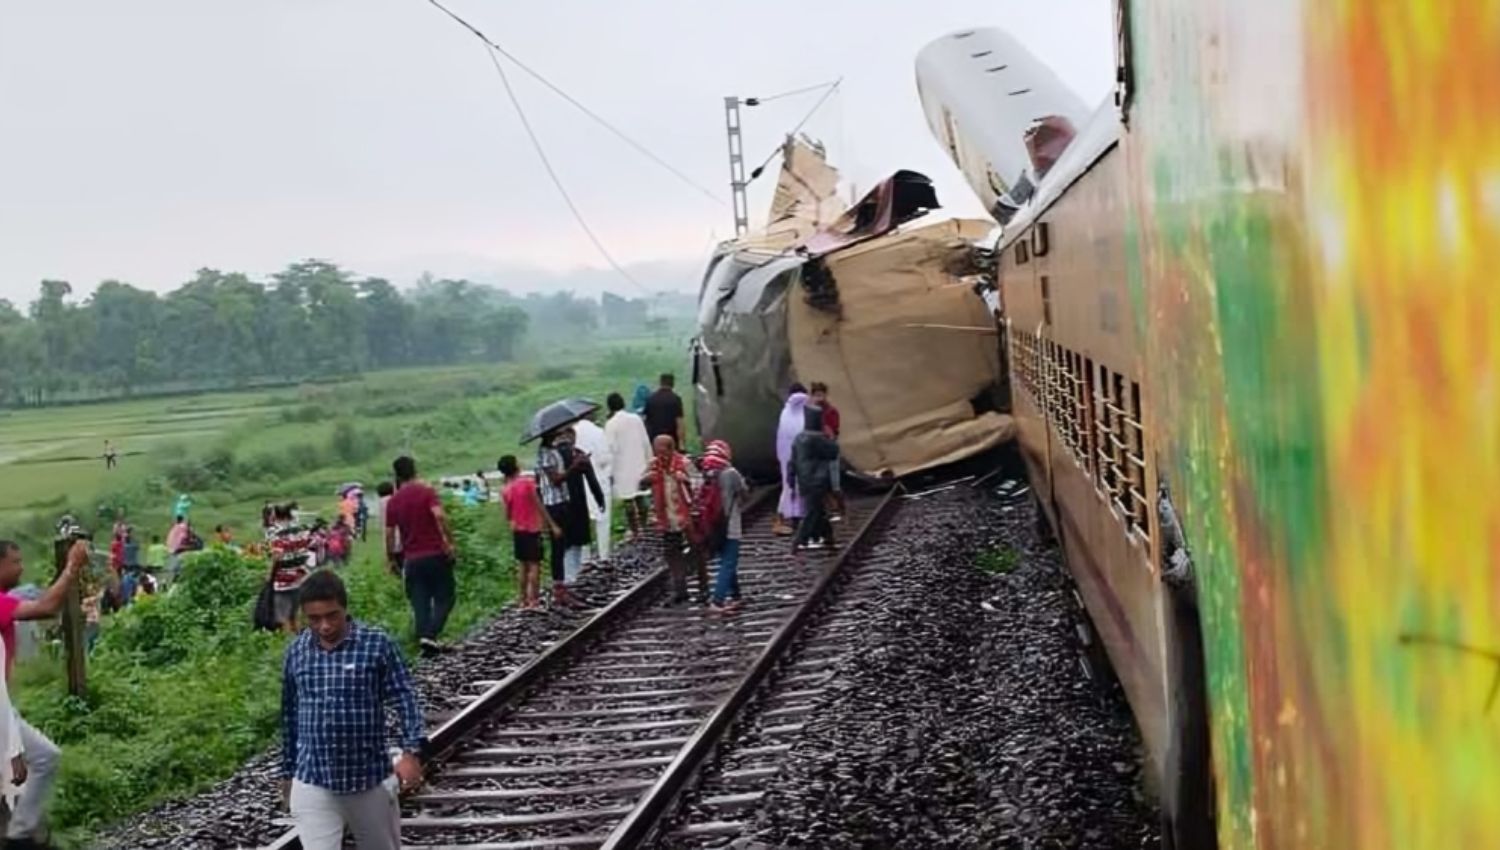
left=0, top=1, right=1112, bottom=302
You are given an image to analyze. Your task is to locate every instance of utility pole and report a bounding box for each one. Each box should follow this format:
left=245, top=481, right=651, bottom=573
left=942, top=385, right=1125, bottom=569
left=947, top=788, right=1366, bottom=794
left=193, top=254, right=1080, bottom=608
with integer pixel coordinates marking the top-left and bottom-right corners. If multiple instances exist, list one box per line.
left=54, top=536, right=85, bottom=698
left=723, top=96, right=750, bottom=237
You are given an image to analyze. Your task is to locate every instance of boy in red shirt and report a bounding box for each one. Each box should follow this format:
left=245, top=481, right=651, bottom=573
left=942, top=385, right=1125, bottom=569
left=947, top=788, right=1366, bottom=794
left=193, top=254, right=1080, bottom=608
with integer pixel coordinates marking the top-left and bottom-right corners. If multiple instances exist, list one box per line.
left=498, top=455, right=557, bottom=611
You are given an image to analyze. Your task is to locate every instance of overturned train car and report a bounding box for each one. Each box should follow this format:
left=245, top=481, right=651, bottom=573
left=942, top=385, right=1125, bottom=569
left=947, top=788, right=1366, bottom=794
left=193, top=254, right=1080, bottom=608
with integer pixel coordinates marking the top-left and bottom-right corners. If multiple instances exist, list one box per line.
left=693, top=144, right=1012, bottom=481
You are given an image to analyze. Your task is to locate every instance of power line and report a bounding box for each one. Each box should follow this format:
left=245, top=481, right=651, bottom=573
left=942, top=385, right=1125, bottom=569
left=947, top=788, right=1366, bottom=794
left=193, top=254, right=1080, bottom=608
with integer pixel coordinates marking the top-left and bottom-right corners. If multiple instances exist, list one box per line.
left=425, top=0, right=726, bottom=207
left=748, top=78, right=842, bottom=180
left=744, top=79, right=841, bottom=106
left=468, top=47, right=646, bottom=294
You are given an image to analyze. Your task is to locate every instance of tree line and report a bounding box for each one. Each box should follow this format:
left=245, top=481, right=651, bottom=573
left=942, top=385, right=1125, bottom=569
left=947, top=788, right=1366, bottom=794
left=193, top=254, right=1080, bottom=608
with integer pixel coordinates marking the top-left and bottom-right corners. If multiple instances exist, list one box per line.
left=0, top=260, right=662, bottom=406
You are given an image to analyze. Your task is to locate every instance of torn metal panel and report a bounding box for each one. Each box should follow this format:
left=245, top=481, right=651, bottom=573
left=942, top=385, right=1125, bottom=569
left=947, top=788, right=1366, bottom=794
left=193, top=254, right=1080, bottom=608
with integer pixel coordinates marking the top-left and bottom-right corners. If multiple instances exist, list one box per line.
left=694, top=142, right=1011, bottom=481
left=787, top=218, right=1012, bottom=478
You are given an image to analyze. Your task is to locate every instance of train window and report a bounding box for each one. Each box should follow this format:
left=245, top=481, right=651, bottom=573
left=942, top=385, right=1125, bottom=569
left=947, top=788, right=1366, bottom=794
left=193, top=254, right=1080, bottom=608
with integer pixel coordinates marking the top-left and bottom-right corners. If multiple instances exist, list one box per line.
left=1032, top=222, right=1050, bottom=258
left=1109, top=372, right=1130, bottom=520
left=1094, top=365, right=1119, bottom=503
left=1069, top=351, right=1088, bottom=470
left=1041, top=276, right=1053, bottom=326
left=1114, top=0, right=1135, bottom=120
left=1082, top=357, right=1097, bottom=475
left=1125, top=380, right=1149, bottom=542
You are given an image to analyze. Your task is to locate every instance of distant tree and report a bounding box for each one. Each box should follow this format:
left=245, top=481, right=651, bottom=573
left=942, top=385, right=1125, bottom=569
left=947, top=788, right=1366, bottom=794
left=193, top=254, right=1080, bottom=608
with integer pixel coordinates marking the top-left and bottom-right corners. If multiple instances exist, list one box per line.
left=0, top=261, right=541, bottom=407
left=87, top=280, right=160, bottom=394
left=600, top=292, right=648, bottom=330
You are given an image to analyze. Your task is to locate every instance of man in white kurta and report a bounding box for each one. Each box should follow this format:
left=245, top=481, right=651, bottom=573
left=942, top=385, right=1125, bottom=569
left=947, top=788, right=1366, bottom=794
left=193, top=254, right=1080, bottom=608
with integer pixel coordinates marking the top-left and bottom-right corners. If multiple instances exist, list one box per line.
left=603, top=392, right=654, bottom=540
left=572, top=414, right=613, bottom=561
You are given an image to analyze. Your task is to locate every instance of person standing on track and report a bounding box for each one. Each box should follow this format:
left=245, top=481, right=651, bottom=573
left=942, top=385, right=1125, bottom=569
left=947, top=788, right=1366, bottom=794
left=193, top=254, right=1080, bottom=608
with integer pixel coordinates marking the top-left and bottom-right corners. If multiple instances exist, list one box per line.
left=572, top=411, right=614, bottom=563
left=809, top=381, right=845, bottom=521
left=604, top=391, right=653, bottom=541
left=384, top=456, right=457, bottom=657
left=536, top=432, right=585, bottom=609
left=792, top=405, right=840, bottom=552
left=280, top=570, right=425, bottom=850
left=499, top=455, right=554, bottom=611
left=553, top=427, right=605, bottom=587
left=774, top=386, right=809, bottom=536
left=643, top=372, right=686, bottom=447
left=0, top=537, right=90, bottom=847
left=642, top=435, right=704, bottom=605
left=702, top=440, right=748, bottom=612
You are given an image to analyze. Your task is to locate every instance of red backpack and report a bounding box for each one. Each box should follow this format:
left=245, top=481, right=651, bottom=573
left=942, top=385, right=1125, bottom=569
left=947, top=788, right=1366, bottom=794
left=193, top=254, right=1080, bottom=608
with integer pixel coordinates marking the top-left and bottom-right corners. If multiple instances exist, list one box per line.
left=692, top=469, right=728, bottom=554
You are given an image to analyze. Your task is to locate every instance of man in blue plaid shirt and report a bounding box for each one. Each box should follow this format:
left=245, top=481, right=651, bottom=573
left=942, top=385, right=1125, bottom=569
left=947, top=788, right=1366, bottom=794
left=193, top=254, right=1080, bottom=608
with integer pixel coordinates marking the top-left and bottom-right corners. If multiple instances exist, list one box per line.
left=280, top=570, right=425, bottom=849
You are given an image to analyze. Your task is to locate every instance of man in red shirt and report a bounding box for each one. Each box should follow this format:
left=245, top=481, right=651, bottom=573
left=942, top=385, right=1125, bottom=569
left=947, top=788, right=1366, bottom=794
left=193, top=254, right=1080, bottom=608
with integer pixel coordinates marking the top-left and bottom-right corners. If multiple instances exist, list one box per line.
left=0, top=536, right=90, bottom=846
left=383, top=456, right=456, bottom=657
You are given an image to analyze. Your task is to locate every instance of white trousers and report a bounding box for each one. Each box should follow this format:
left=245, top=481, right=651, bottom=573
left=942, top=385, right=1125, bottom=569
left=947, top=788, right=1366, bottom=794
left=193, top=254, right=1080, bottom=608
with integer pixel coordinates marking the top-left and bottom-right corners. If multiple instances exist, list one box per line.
left=291, top=777, right=401, bottom=850
left=590, top=473, right=613, bottom=561
left=594, top=495, right=612, bottom=561
left=8, top=717, right=60, bottom=838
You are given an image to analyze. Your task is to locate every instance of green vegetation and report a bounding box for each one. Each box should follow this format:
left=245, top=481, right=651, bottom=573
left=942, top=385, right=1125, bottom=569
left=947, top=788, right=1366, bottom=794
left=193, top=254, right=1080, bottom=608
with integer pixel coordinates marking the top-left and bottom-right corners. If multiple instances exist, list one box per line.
left=2, top=344, right=684, bottom=845
left=976, top=545, right=1021, bottom=575
left=0, top=260, right=684, bottom=406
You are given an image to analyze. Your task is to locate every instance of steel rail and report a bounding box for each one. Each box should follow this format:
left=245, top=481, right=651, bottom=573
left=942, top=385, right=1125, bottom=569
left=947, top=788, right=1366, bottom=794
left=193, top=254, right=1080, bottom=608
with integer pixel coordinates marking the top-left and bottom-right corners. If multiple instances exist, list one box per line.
left=601, top=483, right=903, bottom=848
left=262, top=487, right=778, bottom=850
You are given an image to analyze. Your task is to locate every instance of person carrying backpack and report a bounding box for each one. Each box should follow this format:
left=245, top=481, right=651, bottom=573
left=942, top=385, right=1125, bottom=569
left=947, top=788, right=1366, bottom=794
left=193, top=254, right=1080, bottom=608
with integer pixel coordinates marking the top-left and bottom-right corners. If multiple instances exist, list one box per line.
left=700, top=440, right=748, bottom=612
left=791, top=405, right=841, bottom=552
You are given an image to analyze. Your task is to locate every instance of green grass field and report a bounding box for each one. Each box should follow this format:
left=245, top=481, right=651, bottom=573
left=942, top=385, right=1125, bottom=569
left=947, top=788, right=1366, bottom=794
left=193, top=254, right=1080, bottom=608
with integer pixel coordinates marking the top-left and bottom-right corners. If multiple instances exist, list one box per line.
left=0, top=336, right=685, bottom=558
left=0, top=335, right=686, bottom=845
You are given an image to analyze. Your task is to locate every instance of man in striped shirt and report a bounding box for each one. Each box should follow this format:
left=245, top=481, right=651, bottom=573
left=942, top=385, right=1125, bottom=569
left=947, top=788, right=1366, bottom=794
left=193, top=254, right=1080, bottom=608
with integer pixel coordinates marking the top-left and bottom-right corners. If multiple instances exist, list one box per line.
left=280, top=571, right=425, bottom=849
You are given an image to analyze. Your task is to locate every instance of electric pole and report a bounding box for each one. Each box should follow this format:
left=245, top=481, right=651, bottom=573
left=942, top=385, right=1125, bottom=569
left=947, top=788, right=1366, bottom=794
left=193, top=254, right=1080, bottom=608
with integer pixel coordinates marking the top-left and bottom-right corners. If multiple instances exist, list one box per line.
left=723, top=97, right=750, bottom=237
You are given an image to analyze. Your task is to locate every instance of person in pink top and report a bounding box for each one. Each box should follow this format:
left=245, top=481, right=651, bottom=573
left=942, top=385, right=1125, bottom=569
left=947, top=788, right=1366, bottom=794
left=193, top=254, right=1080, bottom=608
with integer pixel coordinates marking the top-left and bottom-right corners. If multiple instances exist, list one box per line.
left=0, top=537, right=90, bottom=844
left=498, top=455, right=557, bottom=611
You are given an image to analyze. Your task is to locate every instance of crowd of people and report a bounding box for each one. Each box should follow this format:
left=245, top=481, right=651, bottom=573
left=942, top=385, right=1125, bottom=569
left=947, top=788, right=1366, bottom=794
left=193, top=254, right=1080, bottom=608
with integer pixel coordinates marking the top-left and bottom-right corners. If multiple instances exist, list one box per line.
left=278, top=373, right=842, bottom=846
left=488, top=372, right=842, bottom=615
left=0, top=373, right=848, bottom=847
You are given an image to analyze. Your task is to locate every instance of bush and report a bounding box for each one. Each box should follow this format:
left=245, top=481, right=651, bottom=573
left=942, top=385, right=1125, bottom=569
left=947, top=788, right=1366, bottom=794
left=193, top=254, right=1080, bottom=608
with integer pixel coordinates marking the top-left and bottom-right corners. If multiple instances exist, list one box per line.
left=98, top=550, right=262, bottom=666
left=329, top=419, right=384, bottom=467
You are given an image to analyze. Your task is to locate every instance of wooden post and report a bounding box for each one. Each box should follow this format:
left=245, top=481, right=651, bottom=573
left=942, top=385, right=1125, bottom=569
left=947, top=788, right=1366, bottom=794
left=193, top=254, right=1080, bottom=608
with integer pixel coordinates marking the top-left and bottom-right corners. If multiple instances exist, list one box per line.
left=54, top=537, right=86, bottom=698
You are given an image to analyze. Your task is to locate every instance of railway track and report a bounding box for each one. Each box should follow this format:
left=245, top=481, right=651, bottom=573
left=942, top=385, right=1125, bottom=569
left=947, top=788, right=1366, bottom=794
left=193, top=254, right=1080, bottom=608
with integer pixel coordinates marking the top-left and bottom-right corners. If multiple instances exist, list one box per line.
left=264, top=486, right=900, bottom=849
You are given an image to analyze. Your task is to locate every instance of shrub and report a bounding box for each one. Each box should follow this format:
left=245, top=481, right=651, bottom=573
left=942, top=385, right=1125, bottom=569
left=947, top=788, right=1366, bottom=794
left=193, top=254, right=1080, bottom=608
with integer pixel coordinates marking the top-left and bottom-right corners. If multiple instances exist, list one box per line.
left=328, top=419, right=381, bottom=464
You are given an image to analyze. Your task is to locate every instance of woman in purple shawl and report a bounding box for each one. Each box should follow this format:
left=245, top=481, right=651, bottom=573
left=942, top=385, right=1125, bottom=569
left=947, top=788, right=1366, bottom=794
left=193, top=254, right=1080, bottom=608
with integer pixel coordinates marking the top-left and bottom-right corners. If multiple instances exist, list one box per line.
left=774, top=386, right=809, bottom=535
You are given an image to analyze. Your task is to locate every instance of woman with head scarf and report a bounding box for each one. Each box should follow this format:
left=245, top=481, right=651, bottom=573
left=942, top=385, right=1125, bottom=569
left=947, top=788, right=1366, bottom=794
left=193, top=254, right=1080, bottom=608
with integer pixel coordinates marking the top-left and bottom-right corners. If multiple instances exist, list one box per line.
left=701, top=440, right=748, bottom=611
left=774, top=384, right=809, bottom=535
left=630, top=384, right=651, bottom=415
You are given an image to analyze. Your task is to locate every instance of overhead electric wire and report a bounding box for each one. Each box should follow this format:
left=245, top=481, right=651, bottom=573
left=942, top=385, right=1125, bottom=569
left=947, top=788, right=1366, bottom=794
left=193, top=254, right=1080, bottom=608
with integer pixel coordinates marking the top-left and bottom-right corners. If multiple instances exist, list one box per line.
left=746, top=79, right=842, bottom=105
left=477, top=45, right=650, bottom=294
left=748, top=77, right=842, bottom=180
left=425, top=0, right=725, bottom=208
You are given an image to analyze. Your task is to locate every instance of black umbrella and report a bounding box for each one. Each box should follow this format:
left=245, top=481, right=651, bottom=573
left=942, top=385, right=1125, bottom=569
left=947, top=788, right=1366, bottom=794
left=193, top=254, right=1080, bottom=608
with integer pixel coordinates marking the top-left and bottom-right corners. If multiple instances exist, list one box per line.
left=521, top=398, right=599, bottom=443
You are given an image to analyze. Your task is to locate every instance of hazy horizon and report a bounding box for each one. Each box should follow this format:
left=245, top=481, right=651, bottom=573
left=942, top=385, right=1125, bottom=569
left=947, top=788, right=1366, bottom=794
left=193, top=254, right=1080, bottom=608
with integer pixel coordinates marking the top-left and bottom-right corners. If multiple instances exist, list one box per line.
left=0, top=1, right=1114, bottom=303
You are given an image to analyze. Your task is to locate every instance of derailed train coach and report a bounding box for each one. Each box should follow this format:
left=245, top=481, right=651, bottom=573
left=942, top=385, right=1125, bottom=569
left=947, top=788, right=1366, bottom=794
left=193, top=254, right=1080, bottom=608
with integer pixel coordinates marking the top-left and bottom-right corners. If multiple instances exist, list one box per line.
left=692, top=139, right=1014, bottom=481
left=919, top=11, right=1500, bottom=850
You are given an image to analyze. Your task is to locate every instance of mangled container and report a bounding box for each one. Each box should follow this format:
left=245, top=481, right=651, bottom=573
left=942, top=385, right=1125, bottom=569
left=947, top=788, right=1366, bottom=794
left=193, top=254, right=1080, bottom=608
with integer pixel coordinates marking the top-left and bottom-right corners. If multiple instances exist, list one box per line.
left=692, top=140, right=1012, bottom=480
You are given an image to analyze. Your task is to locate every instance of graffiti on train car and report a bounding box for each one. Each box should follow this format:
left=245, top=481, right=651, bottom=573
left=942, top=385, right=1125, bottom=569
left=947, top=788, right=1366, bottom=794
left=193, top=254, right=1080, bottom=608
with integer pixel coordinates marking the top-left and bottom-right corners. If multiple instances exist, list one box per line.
left=1123, top=1, right=1500, bottom=847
